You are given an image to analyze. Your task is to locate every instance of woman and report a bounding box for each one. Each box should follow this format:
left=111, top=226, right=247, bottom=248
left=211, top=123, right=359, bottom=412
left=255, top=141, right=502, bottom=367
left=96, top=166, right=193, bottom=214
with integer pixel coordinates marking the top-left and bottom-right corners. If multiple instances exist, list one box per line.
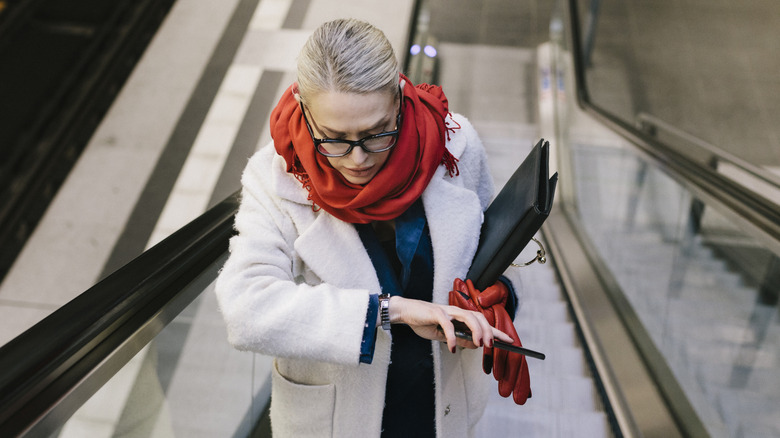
left=215, top=18, right=529, bottom=438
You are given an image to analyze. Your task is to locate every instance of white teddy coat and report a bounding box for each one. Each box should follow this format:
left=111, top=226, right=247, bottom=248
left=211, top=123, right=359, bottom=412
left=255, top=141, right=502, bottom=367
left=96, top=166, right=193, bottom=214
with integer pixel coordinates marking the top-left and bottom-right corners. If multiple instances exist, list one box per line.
left=215, top=113, right=497, bottom=438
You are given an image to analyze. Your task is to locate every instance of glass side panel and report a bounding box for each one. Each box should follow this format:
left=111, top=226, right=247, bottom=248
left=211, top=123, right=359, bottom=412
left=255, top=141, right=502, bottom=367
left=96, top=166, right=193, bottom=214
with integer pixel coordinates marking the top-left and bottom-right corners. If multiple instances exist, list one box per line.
left=569, top=137, right=780, bottom=437
left=574, top=0, right=780, bottom=171
left=51, top=282, right=272, bottom=438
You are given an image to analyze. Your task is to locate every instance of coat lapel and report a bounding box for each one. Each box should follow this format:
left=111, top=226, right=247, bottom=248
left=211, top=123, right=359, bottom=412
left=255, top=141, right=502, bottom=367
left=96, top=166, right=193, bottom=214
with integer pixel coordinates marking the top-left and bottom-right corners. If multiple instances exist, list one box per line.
left=294, top=211, right=381, bottom=292
left=271, top=149, right=380, bottom=292
left=422, top=169, right=484, bottom=304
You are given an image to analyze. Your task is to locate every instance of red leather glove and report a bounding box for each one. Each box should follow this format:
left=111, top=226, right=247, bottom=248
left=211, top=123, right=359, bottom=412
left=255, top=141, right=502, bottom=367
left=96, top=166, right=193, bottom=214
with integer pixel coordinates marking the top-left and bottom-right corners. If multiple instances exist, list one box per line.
left=449, top=278, right=498, bottom=374
left=449, top=278, right=532, bottom=405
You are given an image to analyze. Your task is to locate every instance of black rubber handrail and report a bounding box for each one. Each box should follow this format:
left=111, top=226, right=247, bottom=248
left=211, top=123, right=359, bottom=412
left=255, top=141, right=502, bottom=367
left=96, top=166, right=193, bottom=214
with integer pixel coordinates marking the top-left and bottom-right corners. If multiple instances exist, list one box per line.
left=565, top=0, right=780, bottom=255
left=0, top=192, right=239, bottom=437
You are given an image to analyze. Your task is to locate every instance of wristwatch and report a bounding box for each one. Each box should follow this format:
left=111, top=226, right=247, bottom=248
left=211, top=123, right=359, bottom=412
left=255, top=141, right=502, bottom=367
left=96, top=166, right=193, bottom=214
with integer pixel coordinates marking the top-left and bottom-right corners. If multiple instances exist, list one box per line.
left=378, top=293, right=391, bottom=331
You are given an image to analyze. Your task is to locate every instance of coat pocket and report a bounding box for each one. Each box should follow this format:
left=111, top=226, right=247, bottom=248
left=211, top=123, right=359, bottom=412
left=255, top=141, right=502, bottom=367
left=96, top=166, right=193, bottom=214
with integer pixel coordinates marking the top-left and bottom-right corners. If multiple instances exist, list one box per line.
left=270, top=360, right=336, bottom=438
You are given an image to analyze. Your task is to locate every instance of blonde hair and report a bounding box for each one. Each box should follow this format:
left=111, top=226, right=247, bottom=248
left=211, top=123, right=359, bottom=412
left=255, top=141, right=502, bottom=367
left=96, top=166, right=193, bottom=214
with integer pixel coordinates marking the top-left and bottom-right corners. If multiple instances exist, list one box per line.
left=297, top=18, right=399, bottom=103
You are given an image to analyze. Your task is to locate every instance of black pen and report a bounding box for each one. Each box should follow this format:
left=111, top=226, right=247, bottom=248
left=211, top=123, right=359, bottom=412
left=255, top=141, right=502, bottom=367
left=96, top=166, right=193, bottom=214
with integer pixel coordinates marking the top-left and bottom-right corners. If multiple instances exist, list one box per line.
left=439, top=320, right=546, bottom=360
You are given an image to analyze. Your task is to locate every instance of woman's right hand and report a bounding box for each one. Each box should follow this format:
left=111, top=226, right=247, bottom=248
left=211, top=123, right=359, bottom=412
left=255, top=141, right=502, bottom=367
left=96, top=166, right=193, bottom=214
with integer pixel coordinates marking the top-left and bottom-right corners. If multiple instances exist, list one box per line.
left=386, top=296, right=514, bottom=353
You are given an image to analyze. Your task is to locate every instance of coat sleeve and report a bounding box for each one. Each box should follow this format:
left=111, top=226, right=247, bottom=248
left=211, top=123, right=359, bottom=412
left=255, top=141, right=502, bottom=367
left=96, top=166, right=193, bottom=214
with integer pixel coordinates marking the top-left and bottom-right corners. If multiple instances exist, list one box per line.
left=214, top=149, right=370, bottom=367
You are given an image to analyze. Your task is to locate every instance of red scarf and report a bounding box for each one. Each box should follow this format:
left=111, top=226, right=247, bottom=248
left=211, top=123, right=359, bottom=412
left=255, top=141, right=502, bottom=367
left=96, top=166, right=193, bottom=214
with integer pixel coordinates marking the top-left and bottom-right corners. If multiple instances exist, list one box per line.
left=270, top=74, right=459, bottom=224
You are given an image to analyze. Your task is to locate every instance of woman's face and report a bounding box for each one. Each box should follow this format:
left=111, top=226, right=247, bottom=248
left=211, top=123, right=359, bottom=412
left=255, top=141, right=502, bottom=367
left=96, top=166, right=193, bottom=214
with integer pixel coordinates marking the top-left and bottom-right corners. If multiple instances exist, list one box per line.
left=303, top=90, right=398, bottom=185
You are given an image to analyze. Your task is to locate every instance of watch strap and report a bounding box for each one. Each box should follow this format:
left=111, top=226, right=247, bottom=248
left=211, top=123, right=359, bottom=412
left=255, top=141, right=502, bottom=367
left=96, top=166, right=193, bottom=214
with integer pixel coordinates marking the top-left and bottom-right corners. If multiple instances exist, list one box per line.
left=379, top=293, right=391, bottom=331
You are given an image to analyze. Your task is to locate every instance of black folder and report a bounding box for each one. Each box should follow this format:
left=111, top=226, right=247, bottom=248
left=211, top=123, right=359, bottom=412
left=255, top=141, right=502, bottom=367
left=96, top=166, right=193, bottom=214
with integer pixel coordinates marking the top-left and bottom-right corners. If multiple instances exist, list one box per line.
left=466, top=139, right=558, bottom=290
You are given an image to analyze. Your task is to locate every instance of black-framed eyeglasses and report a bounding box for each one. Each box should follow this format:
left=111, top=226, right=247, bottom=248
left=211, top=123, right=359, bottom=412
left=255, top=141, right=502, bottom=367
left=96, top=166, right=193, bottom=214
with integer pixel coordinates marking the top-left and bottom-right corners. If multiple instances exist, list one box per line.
left=300, top=88, right=403, bottom=158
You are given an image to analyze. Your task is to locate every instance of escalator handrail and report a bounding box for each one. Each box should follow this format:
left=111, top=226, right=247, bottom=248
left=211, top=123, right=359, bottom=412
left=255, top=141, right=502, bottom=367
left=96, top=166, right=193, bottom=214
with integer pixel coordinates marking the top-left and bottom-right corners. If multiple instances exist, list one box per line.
left=0, top=191, right=240, bottom=436
left=636, top=112, right=780, bottom=192
left=565, top=0, right=780, bottom=255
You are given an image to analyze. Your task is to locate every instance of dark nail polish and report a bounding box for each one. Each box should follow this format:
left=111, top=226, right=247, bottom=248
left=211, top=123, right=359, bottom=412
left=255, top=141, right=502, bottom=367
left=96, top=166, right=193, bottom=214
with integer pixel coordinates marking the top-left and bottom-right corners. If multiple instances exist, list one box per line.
left=451, top=346, right=456, bottom=354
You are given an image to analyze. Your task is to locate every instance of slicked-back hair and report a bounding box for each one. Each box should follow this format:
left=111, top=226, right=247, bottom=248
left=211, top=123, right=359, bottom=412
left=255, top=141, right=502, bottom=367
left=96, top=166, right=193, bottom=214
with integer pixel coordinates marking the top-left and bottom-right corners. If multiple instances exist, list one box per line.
left=297, top=18, right=400, bottom=103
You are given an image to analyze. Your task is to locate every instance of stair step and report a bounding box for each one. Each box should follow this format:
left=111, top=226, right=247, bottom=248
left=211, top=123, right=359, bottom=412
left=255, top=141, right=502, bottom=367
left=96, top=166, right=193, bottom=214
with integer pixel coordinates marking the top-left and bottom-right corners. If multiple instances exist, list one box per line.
left=530, top=346, right=588, bottom=378
left=475, top=409, right=609, bottom=437
left=518, top=300, right=569, bottom=323
left=519, top=374, right=598, bottom=413
left=478, top=374, right=598, bottom=415
left=517, top=321, right=576, bottom=349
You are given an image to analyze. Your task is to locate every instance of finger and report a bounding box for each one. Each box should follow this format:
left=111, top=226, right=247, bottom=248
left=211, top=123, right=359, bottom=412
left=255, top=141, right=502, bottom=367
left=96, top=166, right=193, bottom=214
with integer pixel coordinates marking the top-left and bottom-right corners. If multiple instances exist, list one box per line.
left=437, top=323, right=476, bottom=348
left=454, top=310, right=486, bottom=347
left=499, top=373, right=514, bottom=398
left=493, top=346, right=509, bottom=381
left=440, top=323, right=457, bottom=353
left=475, top=311, right=498, bottom=347
left=496, top=332, right=523, bottom=394
left=510, top=359, right=531, bottom=405
left=470, top=308, right=502, bottom=349
left=452, top=278, right=468, bottom=294
left=492, top=312, right=515, bottom=380
left=512, top=358, right=531, bottom=405
left=462, top=310, right=493, bottom=347
left=454, top=337, right=479, bottom=349
left=502, top=351, right=523, bottom=396
left=482, top=350, right=494, bottom=374
left=491, top=306, right=516, bottom=344
left=491, top=326, right=514, bottom=344
left=459, top=306, right=499, bottom=349
left=436, top=313, right=458, bottom=353
left=451, top=279, right=475, bottom=305
left=464, top=279, right=483, bottom=311
left=499, top=335, right=522, bottom=388
left=475, top=307, right=497, bottom=372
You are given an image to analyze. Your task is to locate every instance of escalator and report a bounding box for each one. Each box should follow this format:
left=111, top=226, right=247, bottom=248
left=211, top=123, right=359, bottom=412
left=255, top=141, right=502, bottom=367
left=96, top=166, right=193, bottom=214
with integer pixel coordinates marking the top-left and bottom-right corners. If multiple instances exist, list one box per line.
left=1, top=0, right=779, bottom=437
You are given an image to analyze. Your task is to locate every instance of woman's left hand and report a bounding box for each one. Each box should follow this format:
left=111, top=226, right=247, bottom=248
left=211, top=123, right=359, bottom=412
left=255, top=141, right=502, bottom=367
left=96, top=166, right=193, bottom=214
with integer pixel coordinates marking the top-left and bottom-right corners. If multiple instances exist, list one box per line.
left=387, top=296, right=513, bottom=353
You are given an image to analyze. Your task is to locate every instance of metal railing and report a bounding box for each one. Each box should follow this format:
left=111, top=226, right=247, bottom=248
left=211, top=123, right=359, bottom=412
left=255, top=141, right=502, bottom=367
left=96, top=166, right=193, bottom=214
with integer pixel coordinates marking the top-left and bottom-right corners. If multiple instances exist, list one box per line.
left=637, top=112, right=780, bottom=193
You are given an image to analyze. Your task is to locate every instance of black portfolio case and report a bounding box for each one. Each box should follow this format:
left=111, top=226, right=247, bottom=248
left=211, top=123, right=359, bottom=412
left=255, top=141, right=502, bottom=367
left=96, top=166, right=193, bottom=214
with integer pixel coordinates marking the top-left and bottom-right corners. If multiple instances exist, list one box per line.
left=466, top=139, right=559, bottom=290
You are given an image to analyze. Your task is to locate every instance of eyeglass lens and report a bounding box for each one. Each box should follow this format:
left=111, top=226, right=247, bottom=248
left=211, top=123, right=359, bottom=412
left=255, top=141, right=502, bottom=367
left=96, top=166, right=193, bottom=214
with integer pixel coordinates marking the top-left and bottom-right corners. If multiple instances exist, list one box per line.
left=317, top=135, right=397, bottom=156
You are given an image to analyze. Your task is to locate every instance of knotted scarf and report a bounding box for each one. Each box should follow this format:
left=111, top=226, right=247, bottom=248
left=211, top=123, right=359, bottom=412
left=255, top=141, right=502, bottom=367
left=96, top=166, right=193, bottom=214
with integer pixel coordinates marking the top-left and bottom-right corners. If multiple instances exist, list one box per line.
left=270, top=73, right=459, bottom=224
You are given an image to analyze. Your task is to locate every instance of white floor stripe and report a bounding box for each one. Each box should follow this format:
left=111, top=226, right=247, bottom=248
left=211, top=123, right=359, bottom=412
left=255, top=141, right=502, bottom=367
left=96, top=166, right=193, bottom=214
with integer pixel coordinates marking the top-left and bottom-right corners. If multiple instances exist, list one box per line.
left=250, top=0, right=293, bottom=30
left=148, top=64, right=263, bottom=248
